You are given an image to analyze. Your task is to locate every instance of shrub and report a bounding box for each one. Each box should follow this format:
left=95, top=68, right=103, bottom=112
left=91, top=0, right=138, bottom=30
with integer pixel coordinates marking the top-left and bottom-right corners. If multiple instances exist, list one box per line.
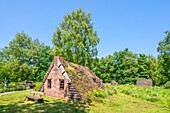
left=0, top=85, right=26, bottom=93
left=85, top=91, right=105, bottom=104
left=151, top=93, right=157, bottom=96
left=124, top=90, right=131, bottom=95
left=34, top=82, right=42, bottom=91
left=131, top=94, right=137, bottom=97
left=0, top=89, right=3, bottom=93
left=18, top=86, right=22, bottom=90
left=147, top=97, right=159, bottom=102
left=164, top=81, right=170, bottom=89
left=23, top=86, right=26, bottom=90
left=0, top=84, right=4, bottom=88
left=94, top=88, right=107, bottom=98
left=114, top=89, right=117, bottom=94
left=3, top=88, right=7, bottom=92
left=107, top=90, right=114, bottom=96
left=8, top=82, right=16, bottom=87
left=12, top=88, right=16, bottom=91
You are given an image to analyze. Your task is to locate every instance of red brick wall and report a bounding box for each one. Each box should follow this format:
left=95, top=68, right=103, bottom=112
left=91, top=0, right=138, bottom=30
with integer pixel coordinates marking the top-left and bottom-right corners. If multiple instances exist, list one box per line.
left=44, top=57, right=68, bottom=99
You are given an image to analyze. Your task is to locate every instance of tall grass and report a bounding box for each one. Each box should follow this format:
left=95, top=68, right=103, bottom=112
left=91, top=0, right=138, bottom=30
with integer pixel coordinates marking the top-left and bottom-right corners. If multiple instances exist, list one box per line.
left=114, top=85, right=170, bottom=107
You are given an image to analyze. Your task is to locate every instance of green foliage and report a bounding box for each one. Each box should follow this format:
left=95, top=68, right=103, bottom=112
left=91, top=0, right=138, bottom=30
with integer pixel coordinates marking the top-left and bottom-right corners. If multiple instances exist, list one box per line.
left=0, top=91, right=88, bottom=112
left=93, top=55, right=115, bottom=83
left=0, top=83, right=4, bottom=88
left=0, top=91, right=169, bottom=113
left=33, top=82, right=42, bottom=91
left=164, top=81, right=170, bottom=89
left=94, top=88, right=107, bottom=98
left=123, top=51, right=138, bottom=84
left=137, top=54, right=149, bottom=78
left=107, top=90, right=114, bottom=96
left=0, top=32, right=53, bottom=82
left=115, top=85, right=170, bottom=107
left=147, top=55, right=160, bottom=85
left=85, top=90, right=105, bottom=104
left=106, top=84, right=117, bottom=95
left=93, top=48, right=139, bottom=84
left=0, top=8, right=169, bottom=90
left=86, top=91, right=93, bottom=105
left=52, top=8, right=100, bottom=69
left=157, top=31, right=170, bottom=85
left=0, top=85, right=26, bottom=93
left=93, top=46, right=167, bottom=86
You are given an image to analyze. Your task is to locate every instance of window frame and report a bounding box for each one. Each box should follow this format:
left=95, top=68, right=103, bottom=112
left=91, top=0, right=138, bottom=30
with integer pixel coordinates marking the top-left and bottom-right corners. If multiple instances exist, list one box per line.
left=47, top=79, right=51, bottom=88
left=59, top=79, right=64, bottom=90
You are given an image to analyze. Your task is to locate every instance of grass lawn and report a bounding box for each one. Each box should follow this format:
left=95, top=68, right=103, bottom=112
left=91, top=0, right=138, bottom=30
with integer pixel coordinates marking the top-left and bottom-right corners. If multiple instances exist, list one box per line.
left=0, top=91, right=169, bottom=113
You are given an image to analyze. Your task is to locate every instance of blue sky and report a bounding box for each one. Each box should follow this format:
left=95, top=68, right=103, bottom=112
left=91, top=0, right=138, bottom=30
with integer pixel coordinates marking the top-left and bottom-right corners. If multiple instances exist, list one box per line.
left=0, top=0, right=170, bottom=58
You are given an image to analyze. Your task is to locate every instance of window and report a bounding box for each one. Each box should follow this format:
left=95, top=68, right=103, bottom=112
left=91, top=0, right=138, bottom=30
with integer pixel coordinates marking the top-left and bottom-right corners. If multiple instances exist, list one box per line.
left=60, top=79, right=64, bottom=90
left=48, top=79, right=51, bottom=88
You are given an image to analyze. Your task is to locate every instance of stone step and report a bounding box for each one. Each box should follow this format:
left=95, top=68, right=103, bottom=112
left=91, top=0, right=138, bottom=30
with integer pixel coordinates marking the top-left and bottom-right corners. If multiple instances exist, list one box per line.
left=69, top=89, right=79, bottom=91
left=69, top=88, right=77, bottom=90
left=69, top=90, right=78, bottom=92
left=69, top=87, right=76, bottom=89
left=68, top=93, right=80, bottom=95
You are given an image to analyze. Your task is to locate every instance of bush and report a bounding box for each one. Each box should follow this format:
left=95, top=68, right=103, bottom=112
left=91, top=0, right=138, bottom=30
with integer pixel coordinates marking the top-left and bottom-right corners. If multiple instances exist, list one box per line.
left=0, top=84, right=26, bottom=93
left=0, top=89, right=3, bottom=93
left=8, top=82, right=16, bottom=87
left=3, top=88, right=7, bottom=92
left=147, top=97, right=159, bottom=102
left=34, top=82, right=42, bottom=91
left=107, top=90, right=114, bottom=96
left=164, top=81, right=170, bottom=89
left=84, top=90, right=106, bottom=104
left=94, top=88, right=107, bottom=98
left=0, top=84, right=4, bottom=88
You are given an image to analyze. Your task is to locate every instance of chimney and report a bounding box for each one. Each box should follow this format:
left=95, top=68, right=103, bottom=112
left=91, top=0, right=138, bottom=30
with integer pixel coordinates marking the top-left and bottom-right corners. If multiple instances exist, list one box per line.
left=54, top=56, right=64, bottom=66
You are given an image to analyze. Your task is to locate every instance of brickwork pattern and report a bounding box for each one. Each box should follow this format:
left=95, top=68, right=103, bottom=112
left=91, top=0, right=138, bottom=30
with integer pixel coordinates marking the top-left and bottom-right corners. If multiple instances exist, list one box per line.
left=44, top=56, right=69, bottom=99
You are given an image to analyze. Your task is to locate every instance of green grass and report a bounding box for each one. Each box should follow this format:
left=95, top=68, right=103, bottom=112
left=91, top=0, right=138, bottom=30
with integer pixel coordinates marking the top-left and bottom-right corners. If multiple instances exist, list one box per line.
left=0, top=91, right=87, bottom=113
left=114, top=85, right=170, bottom=107
left=0, top=90, right=169, bottom=113
left=88, top=93, right=169, bottom=113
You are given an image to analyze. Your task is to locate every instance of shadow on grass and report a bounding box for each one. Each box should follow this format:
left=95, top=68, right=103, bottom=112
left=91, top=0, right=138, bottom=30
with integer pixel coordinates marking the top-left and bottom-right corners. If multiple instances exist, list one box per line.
left=0, top=99, right=89, bottom=113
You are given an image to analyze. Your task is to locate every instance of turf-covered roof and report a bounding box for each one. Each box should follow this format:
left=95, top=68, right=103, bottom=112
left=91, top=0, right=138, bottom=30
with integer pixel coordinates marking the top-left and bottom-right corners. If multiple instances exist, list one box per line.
left=63, top=61, right=104, bottom=99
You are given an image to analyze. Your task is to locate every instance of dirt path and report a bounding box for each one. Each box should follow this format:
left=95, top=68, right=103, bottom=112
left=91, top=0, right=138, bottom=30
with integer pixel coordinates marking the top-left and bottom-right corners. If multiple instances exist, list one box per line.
left=0, top=90, right=28, bottom=96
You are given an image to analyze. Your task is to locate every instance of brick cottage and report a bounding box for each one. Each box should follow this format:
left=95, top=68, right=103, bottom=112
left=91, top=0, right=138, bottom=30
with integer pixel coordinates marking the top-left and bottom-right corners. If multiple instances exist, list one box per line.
left=39, top=56, right=104, bottom=101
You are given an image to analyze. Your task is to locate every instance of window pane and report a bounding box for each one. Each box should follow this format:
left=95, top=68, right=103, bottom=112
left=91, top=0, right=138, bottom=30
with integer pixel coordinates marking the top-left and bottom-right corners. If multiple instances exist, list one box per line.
left=60, top=79, right=64, bottom=89
left=48, top=79, right=51, bottom=88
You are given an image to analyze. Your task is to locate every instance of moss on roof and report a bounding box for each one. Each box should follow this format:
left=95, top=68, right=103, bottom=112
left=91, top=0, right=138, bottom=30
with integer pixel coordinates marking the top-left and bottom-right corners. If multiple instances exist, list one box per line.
left=63, top=61, right=103, bottom=100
